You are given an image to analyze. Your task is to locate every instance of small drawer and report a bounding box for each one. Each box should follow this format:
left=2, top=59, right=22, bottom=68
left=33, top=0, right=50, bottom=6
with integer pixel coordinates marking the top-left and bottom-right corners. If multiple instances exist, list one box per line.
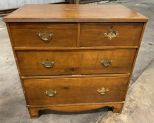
left=16, top=49, right=136, bottom=76
left=80, top=23, right=143, bottom=47
left=9, top=23, right=77, bottom=47
left=23, top=76, right=129, bottom=105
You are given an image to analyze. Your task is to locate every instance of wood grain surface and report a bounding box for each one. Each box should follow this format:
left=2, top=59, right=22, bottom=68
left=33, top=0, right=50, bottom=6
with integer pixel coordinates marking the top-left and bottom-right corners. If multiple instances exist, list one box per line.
left=4, top=4, right=148, bottom=22
left=80, top=23, right=143, bottom=46
left=23, top=76, right=129, bottom=105
left=16, top=49, right=136, bottom=76
left=9, top=23, right=77, bottom=47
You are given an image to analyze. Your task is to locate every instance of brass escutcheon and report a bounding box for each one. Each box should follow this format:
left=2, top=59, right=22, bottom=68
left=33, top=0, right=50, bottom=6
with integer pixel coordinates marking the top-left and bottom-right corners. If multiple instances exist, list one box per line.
left=40, top=59, right=55, bottom=68
left=45, top=89, right=57, bottom=97
left=97, top=87, right=109, bottom=95
left=101, top=59, right=112, bottom=67
left=37, top=32, right=53, bottom=43
left=104, top=29, right=118, bottom=40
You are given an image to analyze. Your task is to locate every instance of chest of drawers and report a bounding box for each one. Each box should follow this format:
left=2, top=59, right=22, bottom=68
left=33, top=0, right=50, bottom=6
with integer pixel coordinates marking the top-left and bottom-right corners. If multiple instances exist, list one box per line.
left=4, top=4, right=148, bottom=118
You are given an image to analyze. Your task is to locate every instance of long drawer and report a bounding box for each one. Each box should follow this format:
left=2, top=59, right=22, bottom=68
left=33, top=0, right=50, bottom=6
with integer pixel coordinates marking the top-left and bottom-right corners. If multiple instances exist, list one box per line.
left=16, top=49, right=136, bottom=76
left=80, top=23, right=143, bottom=47
left=9, top=23, right=77, bottom=47
left=23, top=76, right=129, bottom=105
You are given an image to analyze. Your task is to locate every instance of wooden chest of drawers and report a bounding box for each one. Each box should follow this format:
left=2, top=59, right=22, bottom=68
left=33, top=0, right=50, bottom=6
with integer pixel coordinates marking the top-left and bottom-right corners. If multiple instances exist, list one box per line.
left=4, top=4, right=148, bottom=118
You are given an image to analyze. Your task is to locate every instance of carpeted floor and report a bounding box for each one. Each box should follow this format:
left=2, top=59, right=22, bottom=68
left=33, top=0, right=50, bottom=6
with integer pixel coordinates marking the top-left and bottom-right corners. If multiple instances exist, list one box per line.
left=0, top=0, right=154, bottom=123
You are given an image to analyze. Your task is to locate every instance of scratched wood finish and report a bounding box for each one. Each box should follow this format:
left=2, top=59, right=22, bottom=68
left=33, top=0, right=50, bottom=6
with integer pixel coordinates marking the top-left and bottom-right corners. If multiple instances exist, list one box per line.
left=4, top=4, right=148, bottom=118
left=9, top=23, right=77, bottom=47
left=16, top=49, right=136, bottom=76
left=4, top=4, right=148, bottom=22
left=23, top=76, right=129, bottom=105
left=80, top=23, right=143, bottom=47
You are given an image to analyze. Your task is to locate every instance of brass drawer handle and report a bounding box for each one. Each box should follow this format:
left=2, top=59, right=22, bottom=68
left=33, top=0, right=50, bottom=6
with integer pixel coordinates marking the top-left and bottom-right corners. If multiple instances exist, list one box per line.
left=40, top=59, right=55, bottom=68
left=45, top=89, right=57, bottom=97
left=104, top=29, right=118, bottom=40
left=97, top=87, right=109, bottom=95
left=37, top=32, right=53, bottom=43
left=101, top=59, right=112, bottom=67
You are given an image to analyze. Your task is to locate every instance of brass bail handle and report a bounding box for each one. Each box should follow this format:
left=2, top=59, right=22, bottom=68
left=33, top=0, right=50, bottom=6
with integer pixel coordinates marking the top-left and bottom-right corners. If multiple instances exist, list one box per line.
left=37, top=32, right=53, bottom=43
left=45, top=89, right=57, bottom=97
left=104, top=26, right=118, bottom=40
left=40, top=59, right=55, bottom=68
left=97, top=87, right=109, bottom=95
left=101, top=59, right=112, bottom=67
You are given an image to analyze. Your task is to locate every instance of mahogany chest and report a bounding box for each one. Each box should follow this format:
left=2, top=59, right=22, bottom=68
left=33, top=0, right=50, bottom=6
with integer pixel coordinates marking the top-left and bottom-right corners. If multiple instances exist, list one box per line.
left=4, top=4, right=148, bottom=118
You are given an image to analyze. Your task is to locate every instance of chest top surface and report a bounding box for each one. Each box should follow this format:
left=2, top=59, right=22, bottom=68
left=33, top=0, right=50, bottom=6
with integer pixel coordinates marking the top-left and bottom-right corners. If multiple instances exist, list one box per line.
left=4, top=4, right=147, bottom=22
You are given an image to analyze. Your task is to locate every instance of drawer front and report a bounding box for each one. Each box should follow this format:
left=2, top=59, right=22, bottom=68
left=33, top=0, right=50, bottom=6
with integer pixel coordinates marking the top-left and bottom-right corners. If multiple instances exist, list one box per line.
left=9, top=23, right=77, bottom=47
left=80, top=23, right=143, bottom=47
left=23, top=76, right=129, bottom=105
left=16, top=49, right=136, bottom=76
